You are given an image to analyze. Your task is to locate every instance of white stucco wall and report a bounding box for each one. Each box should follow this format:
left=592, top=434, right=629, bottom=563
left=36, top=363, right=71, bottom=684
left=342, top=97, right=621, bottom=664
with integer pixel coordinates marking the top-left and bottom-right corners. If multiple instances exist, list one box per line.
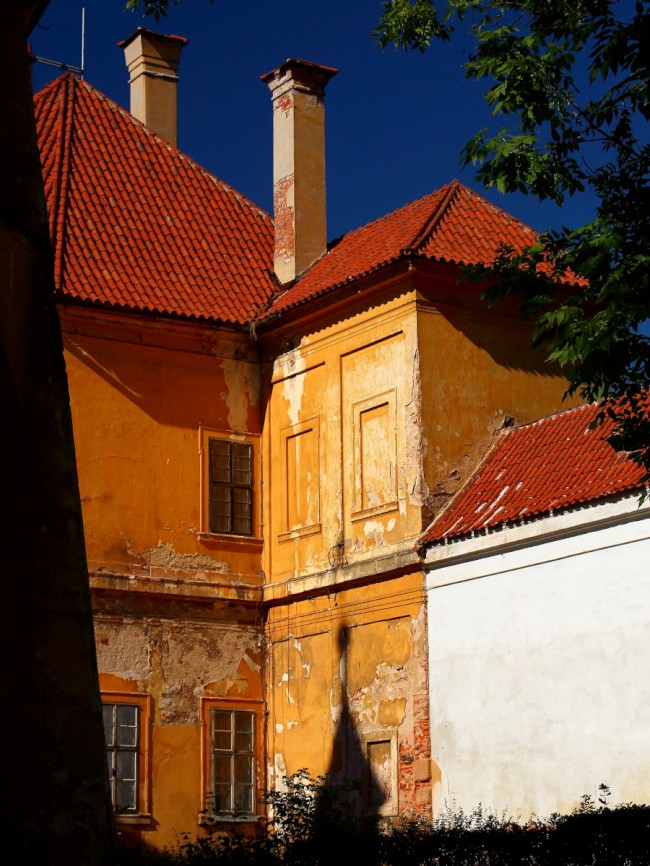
left=424, top=496, right=650, bottom=820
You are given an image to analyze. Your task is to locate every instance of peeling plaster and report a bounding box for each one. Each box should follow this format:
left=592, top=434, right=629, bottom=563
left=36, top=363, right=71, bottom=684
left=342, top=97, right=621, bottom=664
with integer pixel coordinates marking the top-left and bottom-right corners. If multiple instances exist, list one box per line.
left=272, top=752, right=288, bottom=792
left=95, top=620, right=151, bottom=682
left=406, top=345, right=426, bottom=507
left=129, top=541, right=229, bottom=575
left=160, top=624, right=258, bottom=724
left=278, top=349, right=306, bottom=426
left=221, top=359, right=261, bottom=432
left=363, top=520, right=386, bottom=548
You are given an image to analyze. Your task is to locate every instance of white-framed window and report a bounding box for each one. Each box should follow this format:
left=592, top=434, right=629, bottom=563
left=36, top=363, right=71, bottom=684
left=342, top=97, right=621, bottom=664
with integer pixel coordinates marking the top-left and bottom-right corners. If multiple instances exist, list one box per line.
left=208, top=708, right=256, bottom=815
left=103, top=701, right=139, bottom=813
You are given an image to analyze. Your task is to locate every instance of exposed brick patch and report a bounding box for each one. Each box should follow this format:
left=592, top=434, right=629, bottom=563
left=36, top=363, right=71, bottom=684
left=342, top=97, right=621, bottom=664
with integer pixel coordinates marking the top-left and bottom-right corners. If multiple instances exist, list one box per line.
left=273, top=175, right=295, bottom=262
left=275, top=91, right=294, bottom=117
left=397, top=625, right=432, bottom=819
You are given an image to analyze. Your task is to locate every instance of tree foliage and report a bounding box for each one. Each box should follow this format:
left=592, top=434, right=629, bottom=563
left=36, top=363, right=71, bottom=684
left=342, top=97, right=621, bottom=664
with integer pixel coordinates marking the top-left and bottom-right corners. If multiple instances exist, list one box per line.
left=124, top=0, right=213, bottom=20
left=377, top=0, right=650, bottom=479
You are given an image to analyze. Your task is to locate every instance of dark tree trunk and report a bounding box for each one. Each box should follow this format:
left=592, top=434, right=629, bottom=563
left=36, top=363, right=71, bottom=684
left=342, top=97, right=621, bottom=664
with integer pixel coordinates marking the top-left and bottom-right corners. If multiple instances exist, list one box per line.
left=1, top=3, right=114, bottom=862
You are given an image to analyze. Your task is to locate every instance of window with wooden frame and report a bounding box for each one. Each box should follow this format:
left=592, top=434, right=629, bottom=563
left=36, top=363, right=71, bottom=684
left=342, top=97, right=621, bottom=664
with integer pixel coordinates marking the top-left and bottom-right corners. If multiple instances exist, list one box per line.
left=102, top=693, right=149, bottom=819
left=101, top=692, right=151, bottom=820
left=208, top=438, right=253, bottom=536
left=209, top=708, right=255, bottom=816
left=200, top=699, right=262, bottom=822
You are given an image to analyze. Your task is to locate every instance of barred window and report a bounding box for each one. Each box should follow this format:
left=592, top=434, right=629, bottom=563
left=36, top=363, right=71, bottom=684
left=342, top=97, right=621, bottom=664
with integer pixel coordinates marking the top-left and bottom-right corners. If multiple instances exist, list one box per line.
left=209, top=439, right=253, bottom=536
left=209, top=709, right=255, bottom=815
left=103, top=702, right=139, bottom=813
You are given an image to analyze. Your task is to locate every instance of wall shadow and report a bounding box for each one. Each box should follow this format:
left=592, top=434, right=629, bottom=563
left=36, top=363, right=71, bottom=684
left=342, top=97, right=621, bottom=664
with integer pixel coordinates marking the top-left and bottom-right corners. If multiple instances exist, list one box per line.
left=326, top=623, right=386, bottom=817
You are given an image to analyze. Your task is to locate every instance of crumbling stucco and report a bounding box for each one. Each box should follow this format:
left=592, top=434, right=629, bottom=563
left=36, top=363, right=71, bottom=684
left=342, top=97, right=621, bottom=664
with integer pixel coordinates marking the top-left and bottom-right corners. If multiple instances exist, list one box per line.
left=221, top=358, right=260, bottom=432
left=95, top=618, right=152, bottom=682
left=131, top=541, right=229, bottom=575
left=96, top=613, right=261, bottom=726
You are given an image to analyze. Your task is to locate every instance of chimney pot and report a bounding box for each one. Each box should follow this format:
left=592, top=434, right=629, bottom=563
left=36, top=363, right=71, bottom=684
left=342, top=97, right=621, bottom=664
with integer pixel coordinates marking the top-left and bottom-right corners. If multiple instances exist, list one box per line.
left=262, top=59, right=337, bottom=284
left=119, top=28, right=188, bottom=146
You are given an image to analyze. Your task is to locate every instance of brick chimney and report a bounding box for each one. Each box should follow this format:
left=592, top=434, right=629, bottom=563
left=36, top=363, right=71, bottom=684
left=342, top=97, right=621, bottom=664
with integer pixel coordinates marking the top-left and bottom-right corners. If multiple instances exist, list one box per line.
left=262, top=59, right=337, bottom=284
left=119, top=28, right=187, bottom=147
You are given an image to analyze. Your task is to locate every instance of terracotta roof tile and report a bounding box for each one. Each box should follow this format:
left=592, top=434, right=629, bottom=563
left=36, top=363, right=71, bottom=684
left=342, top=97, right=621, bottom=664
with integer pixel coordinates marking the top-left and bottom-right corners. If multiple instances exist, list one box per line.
left=419, top=402, right=647, bottom=546
left=34, top=74, right=275, bottom=324
left=264, top=179, right=538, bottom=317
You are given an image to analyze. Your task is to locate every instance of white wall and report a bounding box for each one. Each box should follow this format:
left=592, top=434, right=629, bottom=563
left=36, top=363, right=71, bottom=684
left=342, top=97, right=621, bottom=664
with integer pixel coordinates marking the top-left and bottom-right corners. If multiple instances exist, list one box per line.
left=424, top=498, right=650, bottom=820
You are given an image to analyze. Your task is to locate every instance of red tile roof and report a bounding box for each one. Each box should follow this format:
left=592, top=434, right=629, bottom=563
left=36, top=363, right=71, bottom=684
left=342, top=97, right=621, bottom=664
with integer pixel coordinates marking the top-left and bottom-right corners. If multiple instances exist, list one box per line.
left=419, top=402, right=646, bottom=547
left=264, top=180, right=538, bottom=316
left=34, top=73, right=274, bottom=324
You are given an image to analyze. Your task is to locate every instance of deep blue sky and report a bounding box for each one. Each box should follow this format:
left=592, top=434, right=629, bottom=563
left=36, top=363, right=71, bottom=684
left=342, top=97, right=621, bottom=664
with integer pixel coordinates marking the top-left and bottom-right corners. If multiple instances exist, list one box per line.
left=31, top=0, right=601, bottom=241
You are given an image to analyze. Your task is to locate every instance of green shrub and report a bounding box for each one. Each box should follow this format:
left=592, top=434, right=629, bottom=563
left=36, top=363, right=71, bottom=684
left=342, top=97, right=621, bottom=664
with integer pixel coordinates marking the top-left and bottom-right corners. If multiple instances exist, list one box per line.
left=115, top=776, right=650, bottom=865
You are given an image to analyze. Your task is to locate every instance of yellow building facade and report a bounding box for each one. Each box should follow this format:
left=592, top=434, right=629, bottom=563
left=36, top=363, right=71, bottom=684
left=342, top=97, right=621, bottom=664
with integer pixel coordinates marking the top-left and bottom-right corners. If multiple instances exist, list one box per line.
left=35, top=39, right=575, bottom=847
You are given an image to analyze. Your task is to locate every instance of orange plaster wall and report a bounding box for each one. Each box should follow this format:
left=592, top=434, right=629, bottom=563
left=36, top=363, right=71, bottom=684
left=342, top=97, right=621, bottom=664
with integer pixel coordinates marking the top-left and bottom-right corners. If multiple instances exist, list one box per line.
left=415, top=278, right=578, bottom=524
left=265, top=570, right=432, bottom=818
left=61, top=308, right=264, bottom=583
left=97, top=616, right=264, bottom=848
left=62, top=306, right=266, bottom=847
left=264, top=289, right=424, bottom=585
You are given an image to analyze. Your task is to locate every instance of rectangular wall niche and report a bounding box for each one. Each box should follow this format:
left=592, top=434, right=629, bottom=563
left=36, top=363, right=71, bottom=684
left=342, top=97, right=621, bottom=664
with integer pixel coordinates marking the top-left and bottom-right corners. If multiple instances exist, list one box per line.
left=353, top=390, right=397, bottom=517
left=279, top=417, right=321, bottom=539
left=362, top=729, right=398, bottom=816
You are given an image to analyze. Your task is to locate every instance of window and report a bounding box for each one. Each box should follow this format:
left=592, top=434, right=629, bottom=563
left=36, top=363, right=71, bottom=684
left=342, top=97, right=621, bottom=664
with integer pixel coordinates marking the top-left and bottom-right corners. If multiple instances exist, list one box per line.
left=103, top=702, right=140, bottom=813
left=208, top=438, right=253, bottom=536
left=208, top=708, right=256, bottom=815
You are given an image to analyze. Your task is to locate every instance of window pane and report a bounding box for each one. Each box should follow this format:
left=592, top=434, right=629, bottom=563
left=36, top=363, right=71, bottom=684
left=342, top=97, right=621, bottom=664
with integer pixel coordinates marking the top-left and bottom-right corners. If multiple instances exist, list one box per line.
left=210, top=440, right=231, bottom=483
left=233, top=488, right=252, bottom=510
left=213, top=755, right=232, bottom=786
left=209, top=492, right=231, bottom=534
left=232, top=488, right=252, bottom=535
left=234, top=713, right=253, bottom=751
left=117, top=705, right=138, bottom=747
left=232, top=444, right=252, bottom=485
left=213, top=730, right=231, bottom=751
left=234, top=712, right=253, bottom=734
left=117, top=779, right=137, bottom=812
left=234, top=782, right=254, bottom=813
left=213, top=711, right=232, bottom=734
left=232, top=515, right=252, bottom=535
left=117, top=750, right=136, bottom=782
left=213, top=783, right=232, bottom=813
left=234, top=754, right=253, bottom=784
left=234, top=730, right=253, bottom=752
left=103, top=705, right=115, bottom=747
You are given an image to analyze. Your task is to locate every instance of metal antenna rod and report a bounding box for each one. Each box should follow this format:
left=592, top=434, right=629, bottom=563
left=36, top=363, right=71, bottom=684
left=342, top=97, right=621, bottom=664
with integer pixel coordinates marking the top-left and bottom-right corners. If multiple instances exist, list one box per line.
left=80, top=6, right=86, bottom=79
left=32, top=6, right=86, bottom=77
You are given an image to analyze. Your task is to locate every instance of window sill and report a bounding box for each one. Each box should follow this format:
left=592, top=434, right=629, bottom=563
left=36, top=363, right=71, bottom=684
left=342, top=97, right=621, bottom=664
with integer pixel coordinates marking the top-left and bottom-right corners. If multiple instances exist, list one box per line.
left=114, top=813, right=153, bottom=826
left=197, top=533, right=264, bottom=552
left=198, top=812, right=261, bottom=826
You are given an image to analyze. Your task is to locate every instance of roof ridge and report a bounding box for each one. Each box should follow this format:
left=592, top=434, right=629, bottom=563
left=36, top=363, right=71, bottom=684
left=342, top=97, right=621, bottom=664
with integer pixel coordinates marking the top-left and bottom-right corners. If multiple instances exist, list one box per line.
left=327, top=183, right=451, bottom=243
left=50, top=73, right=77, bottom=292
left=407, top=179, right=462, bottom=252
left=83, top=77, right=273, bottom=225
left=36, top=74, right=273, bottom=227
left=456, top=182, right=539, bottom=237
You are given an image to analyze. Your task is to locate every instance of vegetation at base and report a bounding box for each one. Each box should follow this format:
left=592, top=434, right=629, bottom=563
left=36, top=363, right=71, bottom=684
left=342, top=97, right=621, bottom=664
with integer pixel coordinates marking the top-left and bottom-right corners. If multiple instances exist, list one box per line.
left=116, top=774, right=650, bottom=865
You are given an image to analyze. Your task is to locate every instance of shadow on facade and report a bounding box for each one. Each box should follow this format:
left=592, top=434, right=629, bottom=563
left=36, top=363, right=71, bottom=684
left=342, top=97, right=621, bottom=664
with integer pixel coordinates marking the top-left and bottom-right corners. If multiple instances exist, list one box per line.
left=326, top=623, right=386, bottom=817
